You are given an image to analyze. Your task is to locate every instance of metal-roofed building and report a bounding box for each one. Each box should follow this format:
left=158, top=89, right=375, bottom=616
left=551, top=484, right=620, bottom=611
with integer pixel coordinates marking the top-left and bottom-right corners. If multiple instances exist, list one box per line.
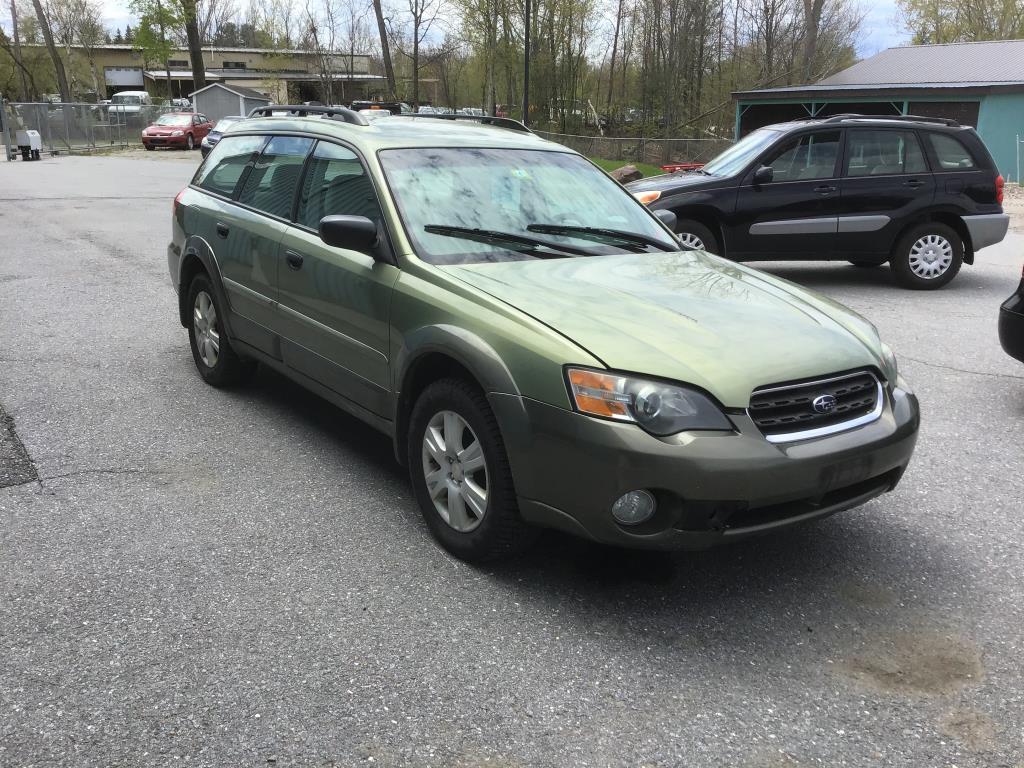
left=734, top=40, right=1024, bottom=178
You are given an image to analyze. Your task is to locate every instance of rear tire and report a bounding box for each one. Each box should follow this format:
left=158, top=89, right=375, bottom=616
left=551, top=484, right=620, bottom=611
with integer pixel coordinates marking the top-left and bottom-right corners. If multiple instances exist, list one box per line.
left=675, top=219, right=719, bottom=254
left=891, top=222, right=963, bottom=290
left=186, top=274, right=255, bottom=387
left=407, top=378, right=536, bottom=562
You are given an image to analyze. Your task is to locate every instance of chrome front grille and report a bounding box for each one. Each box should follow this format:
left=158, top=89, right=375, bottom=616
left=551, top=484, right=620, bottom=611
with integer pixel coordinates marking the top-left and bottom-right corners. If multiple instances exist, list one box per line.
left=749, top=370, right=883, bottom=443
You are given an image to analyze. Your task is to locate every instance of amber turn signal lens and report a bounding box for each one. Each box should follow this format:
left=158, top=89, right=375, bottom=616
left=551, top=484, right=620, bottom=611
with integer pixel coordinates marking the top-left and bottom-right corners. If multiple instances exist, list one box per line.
left=633, top=190, right=661, bottom=205
left=566, top=369, right=631, bottom=420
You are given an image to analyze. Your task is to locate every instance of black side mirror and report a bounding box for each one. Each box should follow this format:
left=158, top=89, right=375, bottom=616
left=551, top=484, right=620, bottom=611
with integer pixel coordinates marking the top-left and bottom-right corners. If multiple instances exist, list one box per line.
left=654, top=209, right=677, bottom=230
left=753, top=165, right=774, bottom=185
left=319, top=215, right=379, bottom=253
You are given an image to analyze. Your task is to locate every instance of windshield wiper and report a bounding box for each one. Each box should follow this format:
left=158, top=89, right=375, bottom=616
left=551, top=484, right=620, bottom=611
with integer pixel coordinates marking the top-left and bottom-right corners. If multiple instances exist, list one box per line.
left=424, top=225, right=599, bottom=257
left=526, top=224, right=678, bottom=252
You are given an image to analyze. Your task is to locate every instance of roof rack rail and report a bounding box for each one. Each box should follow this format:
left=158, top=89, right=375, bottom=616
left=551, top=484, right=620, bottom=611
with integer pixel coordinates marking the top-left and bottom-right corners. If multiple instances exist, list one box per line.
left=248, top=104, right=369, bottom=126
left=820, top=113, right=960, bottom=127
left=402, top=113, right=533, bottom=134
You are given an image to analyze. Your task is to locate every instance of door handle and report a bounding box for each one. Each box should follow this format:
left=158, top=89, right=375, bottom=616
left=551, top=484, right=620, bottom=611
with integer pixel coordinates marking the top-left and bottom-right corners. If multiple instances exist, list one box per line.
left=903, top=179, right=925, bottom=188
left=285, top=250, right=304, bottom=270
left=215, top=222, right=229, bottom=238
left=813, top=185, right=837, bottom=195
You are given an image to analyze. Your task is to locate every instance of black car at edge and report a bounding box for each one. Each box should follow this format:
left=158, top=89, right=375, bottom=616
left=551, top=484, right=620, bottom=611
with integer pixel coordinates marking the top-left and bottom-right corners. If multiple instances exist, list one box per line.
left=627, top=114, right=1009, bottom=290
left=1000, top=263, right=1024, bottom=363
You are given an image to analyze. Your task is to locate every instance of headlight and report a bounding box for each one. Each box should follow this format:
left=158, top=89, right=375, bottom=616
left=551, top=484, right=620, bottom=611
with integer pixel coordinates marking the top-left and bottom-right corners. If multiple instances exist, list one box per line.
left=566, top=368, right=732, bottom=435
left=880, top=342, right=898, bottom=383
left=171, top=130, right=184, bottom=136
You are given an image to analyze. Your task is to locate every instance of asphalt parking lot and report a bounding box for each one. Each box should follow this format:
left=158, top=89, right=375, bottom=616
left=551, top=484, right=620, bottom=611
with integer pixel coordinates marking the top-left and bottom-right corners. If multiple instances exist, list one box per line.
left=1, top=154, right=1023, bottom=767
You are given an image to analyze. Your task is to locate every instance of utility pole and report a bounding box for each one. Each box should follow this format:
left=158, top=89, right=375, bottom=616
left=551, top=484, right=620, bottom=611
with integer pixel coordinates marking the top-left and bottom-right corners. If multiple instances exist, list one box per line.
left=9, top=0, right=29, bottom=100
left=522, top=0, right=530, bottom=126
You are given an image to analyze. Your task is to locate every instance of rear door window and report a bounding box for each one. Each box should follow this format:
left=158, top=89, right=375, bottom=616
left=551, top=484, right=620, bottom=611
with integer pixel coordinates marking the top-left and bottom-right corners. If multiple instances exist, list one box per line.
left=764, top=131, right=841, bottom=181
left=845, top=130, right=927, bottom=176
left=928, top=133, right=977, bottom=170
left=193, top=134, right=267, bottom=197
left=296, top=141, right=382, bottom=229
left=237, top=136, right=314, bottom=219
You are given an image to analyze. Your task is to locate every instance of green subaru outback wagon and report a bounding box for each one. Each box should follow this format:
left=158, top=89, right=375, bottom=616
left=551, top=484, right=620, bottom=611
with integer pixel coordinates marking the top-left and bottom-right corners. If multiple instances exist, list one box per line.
left=168, top=106, right=920, bottom=562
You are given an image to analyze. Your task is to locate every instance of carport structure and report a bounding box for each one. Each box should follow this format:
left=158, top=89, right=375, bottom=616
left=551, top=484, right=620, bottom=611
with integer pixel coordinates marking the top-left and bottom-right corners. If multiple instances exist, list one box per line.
left=734, top=39, right=1024, bottom=180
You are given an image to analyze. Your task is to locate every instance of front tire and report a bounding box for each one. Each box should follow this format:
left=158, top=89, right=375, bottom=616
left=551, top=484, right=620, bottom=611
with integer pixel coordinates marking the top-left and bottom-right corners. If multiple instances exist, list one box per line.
left=675, top=218, right=719, bottom=254
left=185, top=133, right=194, bottom=151
left=407, top=378, right=536, bottom=562
left=891, top=222, right=963, bottom=290
left=186, top=274, right=255, bottom=387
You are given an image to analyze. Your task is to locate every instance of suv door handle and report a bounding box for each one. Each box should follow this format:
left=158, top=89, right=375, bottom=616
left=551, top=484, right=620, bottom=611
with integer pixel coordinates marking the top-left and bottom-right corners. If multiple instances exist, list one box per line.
left=903, top=179, right=925, bottom=188
left=285, top=250, right=304, bottom=270
left=215, top=222, right=229, bottom=238
left=813, top=185, right=837, bottom=194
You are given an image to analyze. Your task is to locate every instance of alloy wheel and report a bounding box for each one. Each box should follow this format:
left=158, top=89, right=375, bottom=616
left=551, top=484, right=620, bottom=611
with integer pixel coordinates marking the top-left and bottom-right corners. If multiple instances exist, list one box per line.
left=678, top=232, right=706, bottom=250
left=193, top=290, right=220, bottom=367
left=908, top=234, right=953, bottom=279
left=421, top=410, right=488, bottom=532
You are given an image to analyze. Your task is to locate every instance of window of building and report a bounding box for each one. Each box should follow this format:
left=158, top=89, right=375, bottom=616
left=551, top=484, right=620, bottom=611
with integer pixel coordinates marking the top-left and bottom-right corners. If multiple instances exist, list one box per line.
left=222, top=61, right=247, bottom=70
left=167, top=59, right=189, bottom=68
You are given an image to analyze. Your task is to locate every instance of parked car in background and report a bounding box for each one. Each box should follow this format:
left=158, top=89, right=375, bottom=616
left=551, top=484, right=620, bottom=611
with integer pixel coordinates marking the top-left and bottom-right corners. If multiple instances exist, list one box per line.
left=628, top=115, right=1009, bottom=290
left=167, top=105, right=918, bottom=562
left=200, top=115, right=245, bottom=158
left=143, top=112, right=212, bottom=151
left=357, top=108, right=391, bottom=121
left=110, top=91, right=156, bottom=126
left=350, top=100, right=412, bottom=115
left=1000, top=262, right=1024, bottom=363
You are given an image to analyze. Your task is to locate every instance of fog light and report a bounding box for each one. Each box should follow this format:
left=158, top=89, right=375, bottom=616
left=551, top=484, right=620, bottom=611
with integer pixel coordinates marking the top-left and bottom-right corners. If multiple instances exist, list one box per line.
left=611, top=490, right=656, bottom=525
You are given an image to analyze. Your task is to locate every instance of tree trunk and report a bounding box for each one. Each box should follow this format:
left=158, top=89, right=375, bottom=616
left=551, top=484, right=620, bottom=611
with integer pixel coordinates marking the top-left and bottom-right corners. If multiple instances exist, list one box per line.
left=182, top=0, right=207, bottom=91
left=9, top=0, right=30, bottom=100
left=372, top=0, right=396, bottom=98
left=801, top=0, right=824, bottom=82
left=30, top=0, right=70, bottom=101
left=412, top=12, right=420, bottom=107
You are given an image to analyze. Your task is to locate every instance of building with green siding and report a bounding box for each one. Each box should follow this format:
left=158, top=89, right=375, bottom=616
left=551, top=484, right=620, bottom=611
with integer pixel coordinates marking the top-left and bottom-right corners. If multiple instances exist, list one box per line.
left=733, top=40, right=1024, bottom=181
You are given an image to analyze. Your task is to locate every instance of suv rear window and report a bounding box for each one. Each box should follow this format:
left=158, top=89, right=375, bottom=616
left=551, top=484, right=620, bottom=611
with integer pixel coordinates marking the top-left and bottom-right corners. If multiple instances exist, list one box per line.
left=845, top=129, right=927, bottom=176
left=928, top=133, right=977, bottom=170
left=194, top=134, right=266, bottom=197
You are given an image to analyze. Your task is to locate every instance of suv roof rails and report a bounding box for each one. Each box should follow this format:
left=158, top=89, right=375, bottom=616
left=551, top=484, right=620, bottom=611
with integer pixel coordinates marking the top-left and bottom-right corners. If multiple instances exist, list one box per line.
left=402, top=113, right=533, bottom=134
left=248, top=104, right=369, bottom=126
left=819, top=113, right=961, bottom=127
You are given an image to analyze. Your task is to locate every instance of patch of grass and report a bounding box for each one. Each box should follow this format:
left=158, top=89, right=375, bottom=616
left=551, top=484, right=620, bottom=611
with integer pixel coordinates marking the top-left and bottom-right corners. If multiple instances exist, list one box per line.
left=589, top=157, right=666, bottom=178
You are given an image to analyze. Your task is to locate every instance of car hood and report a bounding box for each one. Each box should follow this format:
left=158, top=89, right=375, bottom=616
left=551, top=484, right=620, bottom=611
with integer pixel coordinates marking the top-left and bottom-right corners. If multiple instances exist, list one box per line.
left=626, top=170, right=728, bottom=196
left=443, top=251, right=885, bottom=408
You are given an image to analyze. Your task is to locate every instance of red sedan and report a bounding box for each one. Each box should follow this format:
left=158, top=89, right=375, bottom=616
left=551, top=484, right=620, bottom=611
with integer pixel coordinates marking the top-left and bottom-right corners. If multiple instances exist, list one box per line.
left=142, top=112, right=212, bottom=151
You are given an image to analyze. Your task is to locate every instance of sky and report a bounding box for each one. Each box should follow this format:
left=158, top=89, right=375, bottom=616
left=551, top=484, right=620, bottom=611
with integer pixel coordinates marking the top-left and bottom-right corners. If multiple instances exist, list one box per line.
left=9, top=0, right=911, bottom=58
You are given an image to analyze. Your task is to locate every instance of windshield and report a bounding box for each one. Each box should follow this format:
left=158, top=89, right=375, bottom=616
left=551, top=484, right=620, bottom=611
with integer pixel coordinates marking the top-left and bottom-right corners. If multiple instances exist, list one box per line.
left=379, top=148, right=678, bottom=264
left=112, top=94, right=142, bottom=105
left=155, top=114, right=191, bottom=126
left=213, top=118, right=241, bottom=132
left=702, top=128, right=781, bottom=177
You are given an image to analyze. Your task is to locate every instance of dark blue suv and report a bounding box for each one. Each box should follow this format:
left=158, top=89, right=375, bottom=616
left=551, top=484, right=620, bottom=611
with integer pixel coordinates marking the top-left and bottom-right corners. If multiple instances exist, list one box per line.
left=628, top=115, right=1008, bottom=290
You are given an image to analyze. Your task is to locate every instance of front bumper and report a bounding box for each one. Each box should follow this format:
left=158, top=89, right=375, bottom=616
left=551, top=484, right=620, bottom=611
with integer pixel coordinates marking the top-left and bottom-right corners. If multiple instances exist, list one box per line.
left=999, top=282, right=1024, bottom=362
left=963, top=213, right=1009, bottom=251
left=492, top=385, right=919, bottom=550
left=143, top=136, right=187, bottom=148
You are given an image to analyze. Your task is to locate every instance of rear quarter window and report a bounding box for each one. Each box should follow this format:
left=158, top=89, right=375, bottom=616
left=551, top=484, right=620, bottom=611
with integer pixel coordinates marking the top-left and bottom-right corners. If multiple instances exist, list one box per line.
left=193, top=134, right=267, bottom=197
left=928, top=133, right=977, bottom=170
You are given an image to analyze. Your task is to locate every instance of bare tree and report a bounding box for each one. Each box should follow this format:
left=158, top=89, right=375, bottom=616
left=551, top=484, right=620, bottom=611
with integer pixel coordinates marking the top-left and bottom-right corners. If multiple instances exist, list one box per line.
left=371, top=0, right=396, bottom=96
left=30, top=0, right=69, bottom=100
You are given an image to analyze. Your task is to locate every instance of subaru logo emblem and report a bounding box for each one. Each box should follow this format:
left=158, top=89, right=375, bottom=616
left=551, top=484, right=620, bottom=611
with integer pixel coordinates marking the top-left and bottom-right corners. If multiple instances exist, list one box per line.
left=812, top=394, right=837, bottom=414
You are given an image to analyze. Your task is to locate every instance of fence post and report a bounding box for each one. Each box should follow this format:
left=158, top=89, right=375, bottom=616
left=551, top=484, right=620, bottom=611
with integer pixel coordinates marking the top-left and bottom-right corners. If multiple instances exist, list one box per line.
left=0, top=100, right=12, bottom=161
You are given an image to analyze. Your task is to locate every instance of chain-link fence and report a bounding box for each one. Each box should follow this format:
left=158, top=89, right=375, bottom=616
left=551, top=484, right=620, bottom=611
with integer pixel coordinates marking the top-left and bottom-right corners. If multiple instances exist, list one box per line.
left=1, top=101, right=183, bottom=160
left=533, top=130, right=732, bottom=167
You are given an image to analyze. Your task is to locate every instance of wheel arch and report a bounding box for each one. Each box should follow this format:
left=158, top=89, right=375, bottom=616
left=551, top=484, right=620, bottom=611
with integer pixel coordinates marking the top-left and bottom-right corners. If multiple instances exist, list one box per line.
left=669, top=205, right=725, bottom=255
left=176, top=236, right=235, bottom=334
left=894, top=211, right=974, bottom=265
left=391, top=326, right=523, bottom=465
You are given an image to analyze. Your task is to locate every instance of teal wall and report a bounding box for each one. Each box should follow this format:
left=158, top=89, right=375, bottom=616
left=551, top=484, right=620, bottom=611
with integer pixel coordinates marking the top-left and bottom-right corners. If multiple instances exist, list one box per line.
left=976, top=94, right=1024, bottom=182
